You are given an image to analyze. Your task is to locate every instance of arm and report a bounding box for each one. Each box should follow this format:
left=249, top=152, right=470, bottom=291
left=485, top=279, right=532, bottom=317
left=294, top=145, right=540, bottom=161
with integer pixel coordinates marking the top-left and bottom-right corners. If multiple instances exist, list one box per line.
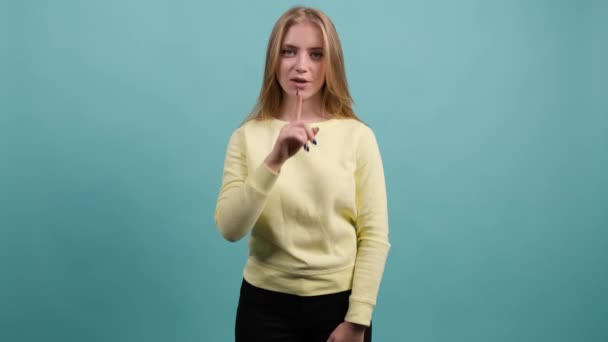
left=215, top=101, right=319, bottom=242
left=344, top=125, right=391, bottom=326
left=214, top=128, right=280, bottom=242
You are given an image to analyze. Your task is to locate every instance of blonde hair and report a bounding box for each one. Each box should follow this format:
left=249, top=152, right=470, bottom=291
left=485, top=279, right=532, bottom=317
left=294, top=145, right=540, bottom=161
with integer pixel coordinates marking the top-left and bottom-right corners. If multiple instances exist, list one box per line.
left=244, top=6, right=360, bottom=122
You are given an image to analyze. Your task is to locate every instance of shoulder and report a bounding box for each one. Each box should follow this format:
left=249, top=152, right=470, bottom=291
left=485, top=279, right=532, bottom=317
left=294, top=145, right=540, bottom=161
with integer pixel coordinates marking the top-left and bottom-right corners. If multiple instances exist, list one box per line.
left=228, top=119, right=276, bottom=139
left=334, top=118, right=378, bottom=143
left=236, top=118, right=279, bottom=134
left=334, top=119, right=383, bottom=164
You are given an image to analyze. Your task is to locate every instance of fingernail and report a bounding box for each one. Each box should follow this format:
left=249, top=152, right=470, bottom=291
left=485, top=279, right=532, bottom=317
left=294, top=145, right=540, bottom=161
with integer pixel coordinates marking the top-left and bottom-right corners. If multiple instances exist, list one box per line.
left=312, top=139, right=317, bottom=145
left=304, top=144, right=309, bottom=152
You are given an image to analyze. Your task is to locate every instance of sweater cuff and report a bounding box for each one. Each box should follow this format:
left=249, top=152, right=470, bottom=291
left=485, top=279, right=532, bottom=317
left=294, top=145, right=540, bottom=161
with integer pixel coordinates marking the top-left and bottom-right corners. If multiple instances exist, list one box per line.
left=247, top=162, right=279, bottom=194
left=344, top=299, right=374, bottom=327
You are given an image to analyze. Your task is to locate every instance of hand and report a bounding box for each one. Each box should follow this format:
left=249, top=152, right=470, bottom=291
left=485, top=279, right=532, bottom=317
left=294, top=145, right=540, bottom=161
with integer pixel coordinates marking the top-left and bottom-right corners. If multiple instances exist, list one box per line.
left=326, top=321, right=366, bottom=342
left=265, top=90, right=319, bottom=172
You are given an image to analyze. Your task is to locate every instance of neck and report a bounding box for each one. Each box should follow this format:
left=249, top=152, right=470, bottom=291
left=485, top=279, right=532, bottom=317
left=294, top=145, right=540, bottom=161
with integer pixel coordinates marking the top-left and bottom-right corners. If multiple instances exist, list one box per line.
left=278, top=92, right=325, bottom=123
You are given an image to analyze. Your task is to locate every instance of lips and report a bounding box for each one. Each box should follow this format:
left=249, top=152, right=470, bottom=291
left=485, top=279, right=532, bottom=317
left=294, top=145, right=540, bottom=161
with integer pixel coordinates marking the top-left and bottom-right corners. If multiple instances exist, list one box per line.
left=290, top=77, right=309, bottom=84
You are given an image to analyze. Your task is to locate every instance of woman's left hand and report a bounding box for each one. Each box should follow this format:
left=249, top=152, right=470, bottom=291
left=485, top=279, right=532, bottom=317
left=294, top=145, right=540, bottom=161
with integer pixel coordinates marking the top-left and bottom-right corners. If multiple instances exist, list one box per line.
left=326, top=321, right=366, bottom=342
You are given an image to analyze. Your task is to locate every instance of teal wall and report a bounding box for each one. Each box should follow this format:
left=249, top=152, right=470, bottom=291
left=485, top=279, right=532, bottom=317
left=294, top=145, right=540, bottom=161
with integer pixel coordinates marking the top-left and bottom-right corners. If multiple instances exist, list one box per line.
left=2, top=0, right=607, bottom=341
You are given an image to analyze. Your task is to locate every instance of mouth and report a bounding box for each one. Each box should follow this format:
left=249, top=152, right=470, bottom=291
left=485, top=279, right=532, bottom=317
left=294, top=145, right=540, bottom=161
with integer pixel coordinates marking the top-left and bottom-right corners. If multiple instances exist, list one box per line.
left=290, top=77, right=309, bottom=84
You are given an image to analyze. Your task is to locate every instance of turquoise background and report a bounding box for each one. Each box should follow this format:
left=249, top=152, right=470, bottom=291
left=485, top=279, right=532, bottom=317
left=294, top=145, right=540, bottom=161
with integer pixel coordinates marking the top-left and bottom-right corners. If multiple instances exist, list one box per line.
left=2, top=0, right=607, bottom=341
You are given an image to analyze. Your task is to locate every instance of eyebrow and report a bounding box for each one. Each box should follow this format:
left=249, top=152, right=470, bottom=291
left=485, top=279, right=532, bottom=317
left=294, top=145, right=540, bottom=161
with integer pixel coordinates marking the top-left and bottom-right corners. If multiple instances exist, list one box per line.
left=282, top=44, right=324, bottom=51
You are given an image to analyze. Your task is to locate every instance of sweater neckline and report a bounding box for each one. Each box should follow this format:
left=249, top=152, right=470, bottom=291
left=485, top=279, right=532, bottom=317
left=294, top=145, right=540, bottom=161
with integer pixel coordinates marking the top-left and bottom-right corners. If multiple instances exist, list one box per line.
left=270, top=117, right=340, bottom=127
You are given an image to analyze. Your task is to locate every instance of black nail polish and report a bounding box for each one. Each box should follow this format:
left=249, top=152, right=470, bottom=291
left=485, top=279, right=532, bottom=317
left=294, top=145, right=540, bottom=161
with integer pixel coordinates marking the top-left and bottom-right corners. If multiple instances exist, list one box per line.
left=312, top=139, right=317, bottom=145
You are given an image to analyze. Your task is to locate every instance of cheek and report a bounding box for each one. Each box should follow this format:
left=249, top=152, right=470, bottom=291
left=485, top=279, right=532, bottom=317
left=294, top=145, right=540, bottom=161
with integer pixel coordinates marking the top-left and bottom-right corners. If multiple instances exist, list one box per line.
left=278, top=61, right=289, bottom=80
left=315, top=66, right=326, bottom=85
left=277, top=69, right=285, bottom=82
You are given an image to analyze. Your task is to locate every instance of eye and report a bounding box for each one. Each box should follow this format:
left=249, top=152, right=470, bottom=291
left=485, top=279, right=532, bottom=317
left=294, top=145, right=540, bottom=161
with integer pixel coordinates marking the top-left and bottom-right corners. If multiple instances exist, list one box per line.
left=310, top=51, right=324, bottom=60
left=281, top=48, right=295, bottom=57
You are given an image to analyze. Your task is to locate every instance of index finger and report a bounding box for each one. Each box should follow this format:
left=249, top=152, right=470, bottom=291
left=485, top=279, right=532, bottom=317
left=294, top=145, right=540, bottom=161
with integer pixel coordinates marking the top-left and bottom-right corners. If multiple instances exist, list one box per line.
left=296, top=89, right=303, bottom=121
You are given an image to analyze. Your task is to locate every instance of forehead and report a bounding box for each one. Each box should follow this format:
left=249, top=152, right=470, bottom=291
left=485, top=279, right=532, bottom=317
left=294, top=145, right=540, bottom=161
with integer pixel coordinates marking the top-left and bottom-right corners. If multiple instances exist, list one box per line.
left=282, top=22, right=324, bottom=48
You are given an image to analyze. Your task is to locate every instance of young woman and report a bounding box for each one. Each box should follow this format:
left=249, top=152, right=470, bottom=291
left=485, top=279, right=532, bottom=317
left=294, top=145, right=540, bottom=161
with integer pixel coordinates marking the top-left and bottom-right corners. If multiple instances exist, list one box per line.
left=215, top=6, right=390, bottom=342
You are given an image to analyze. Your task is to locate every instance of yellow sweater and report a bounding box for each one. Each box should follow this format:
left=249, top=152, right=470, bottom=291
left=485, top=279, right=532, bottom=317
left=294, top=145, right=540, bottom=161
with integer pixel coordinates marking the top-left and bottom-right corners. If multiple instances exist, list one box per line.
left=215, top=117, right=390, bottom=326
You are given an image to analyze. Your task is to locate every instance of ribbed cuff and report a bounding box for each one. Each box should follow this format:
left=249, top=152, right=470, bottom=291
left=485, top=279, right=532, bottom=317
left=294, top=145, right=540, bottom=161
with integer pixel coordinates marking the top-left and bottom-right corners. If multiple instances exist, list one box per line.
left=247, top=162, right=279, bottom=194
left=344, top=299, right=374, bottom=327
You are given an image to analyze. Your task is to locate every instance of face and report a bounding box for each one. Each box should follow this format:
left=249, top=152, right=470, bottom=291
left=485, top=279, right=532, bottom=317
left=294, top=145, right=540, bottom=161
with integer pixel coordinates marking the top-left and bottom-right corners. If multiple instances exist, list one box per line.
left=277, top=22, right=326, bottom=100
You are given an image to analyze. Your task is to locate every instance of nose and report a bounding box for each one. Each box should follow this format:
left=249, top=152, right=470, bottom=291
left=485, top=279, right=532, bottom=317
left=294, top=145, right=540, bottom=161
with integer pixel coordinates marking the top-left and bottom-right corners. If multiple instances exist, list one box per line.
left=294, top=53, right=307, bottom=73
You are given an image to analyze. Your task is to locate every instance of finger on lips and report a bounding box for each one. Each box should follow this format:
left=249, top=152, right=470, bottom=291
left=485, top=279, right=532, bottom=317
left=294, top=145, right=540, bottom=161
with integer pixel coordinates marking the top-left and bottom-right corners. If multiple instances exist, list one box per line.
left=295, top=88, right=318, bottom=153
left=296, top=89, right=303, bottom=121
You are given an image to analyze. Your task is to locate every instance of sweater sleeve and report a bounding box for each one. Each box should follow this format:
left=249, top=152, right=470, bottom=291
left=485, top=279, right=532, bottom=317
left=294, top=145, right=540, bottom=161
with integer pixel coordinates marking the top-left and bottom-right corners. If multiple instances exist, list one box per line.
left=344, top=125, right=391, bottom=326
left=214, top=127, right=280, bottom=242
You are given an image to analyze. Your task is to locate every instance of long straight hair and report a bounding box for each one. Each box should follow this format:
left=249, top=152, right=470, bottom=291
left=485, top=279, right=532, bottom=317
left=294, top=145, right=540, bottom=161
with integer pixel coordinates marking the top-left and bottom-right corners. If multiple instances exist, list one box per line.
left=244, top=6, right=360, bottom=122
